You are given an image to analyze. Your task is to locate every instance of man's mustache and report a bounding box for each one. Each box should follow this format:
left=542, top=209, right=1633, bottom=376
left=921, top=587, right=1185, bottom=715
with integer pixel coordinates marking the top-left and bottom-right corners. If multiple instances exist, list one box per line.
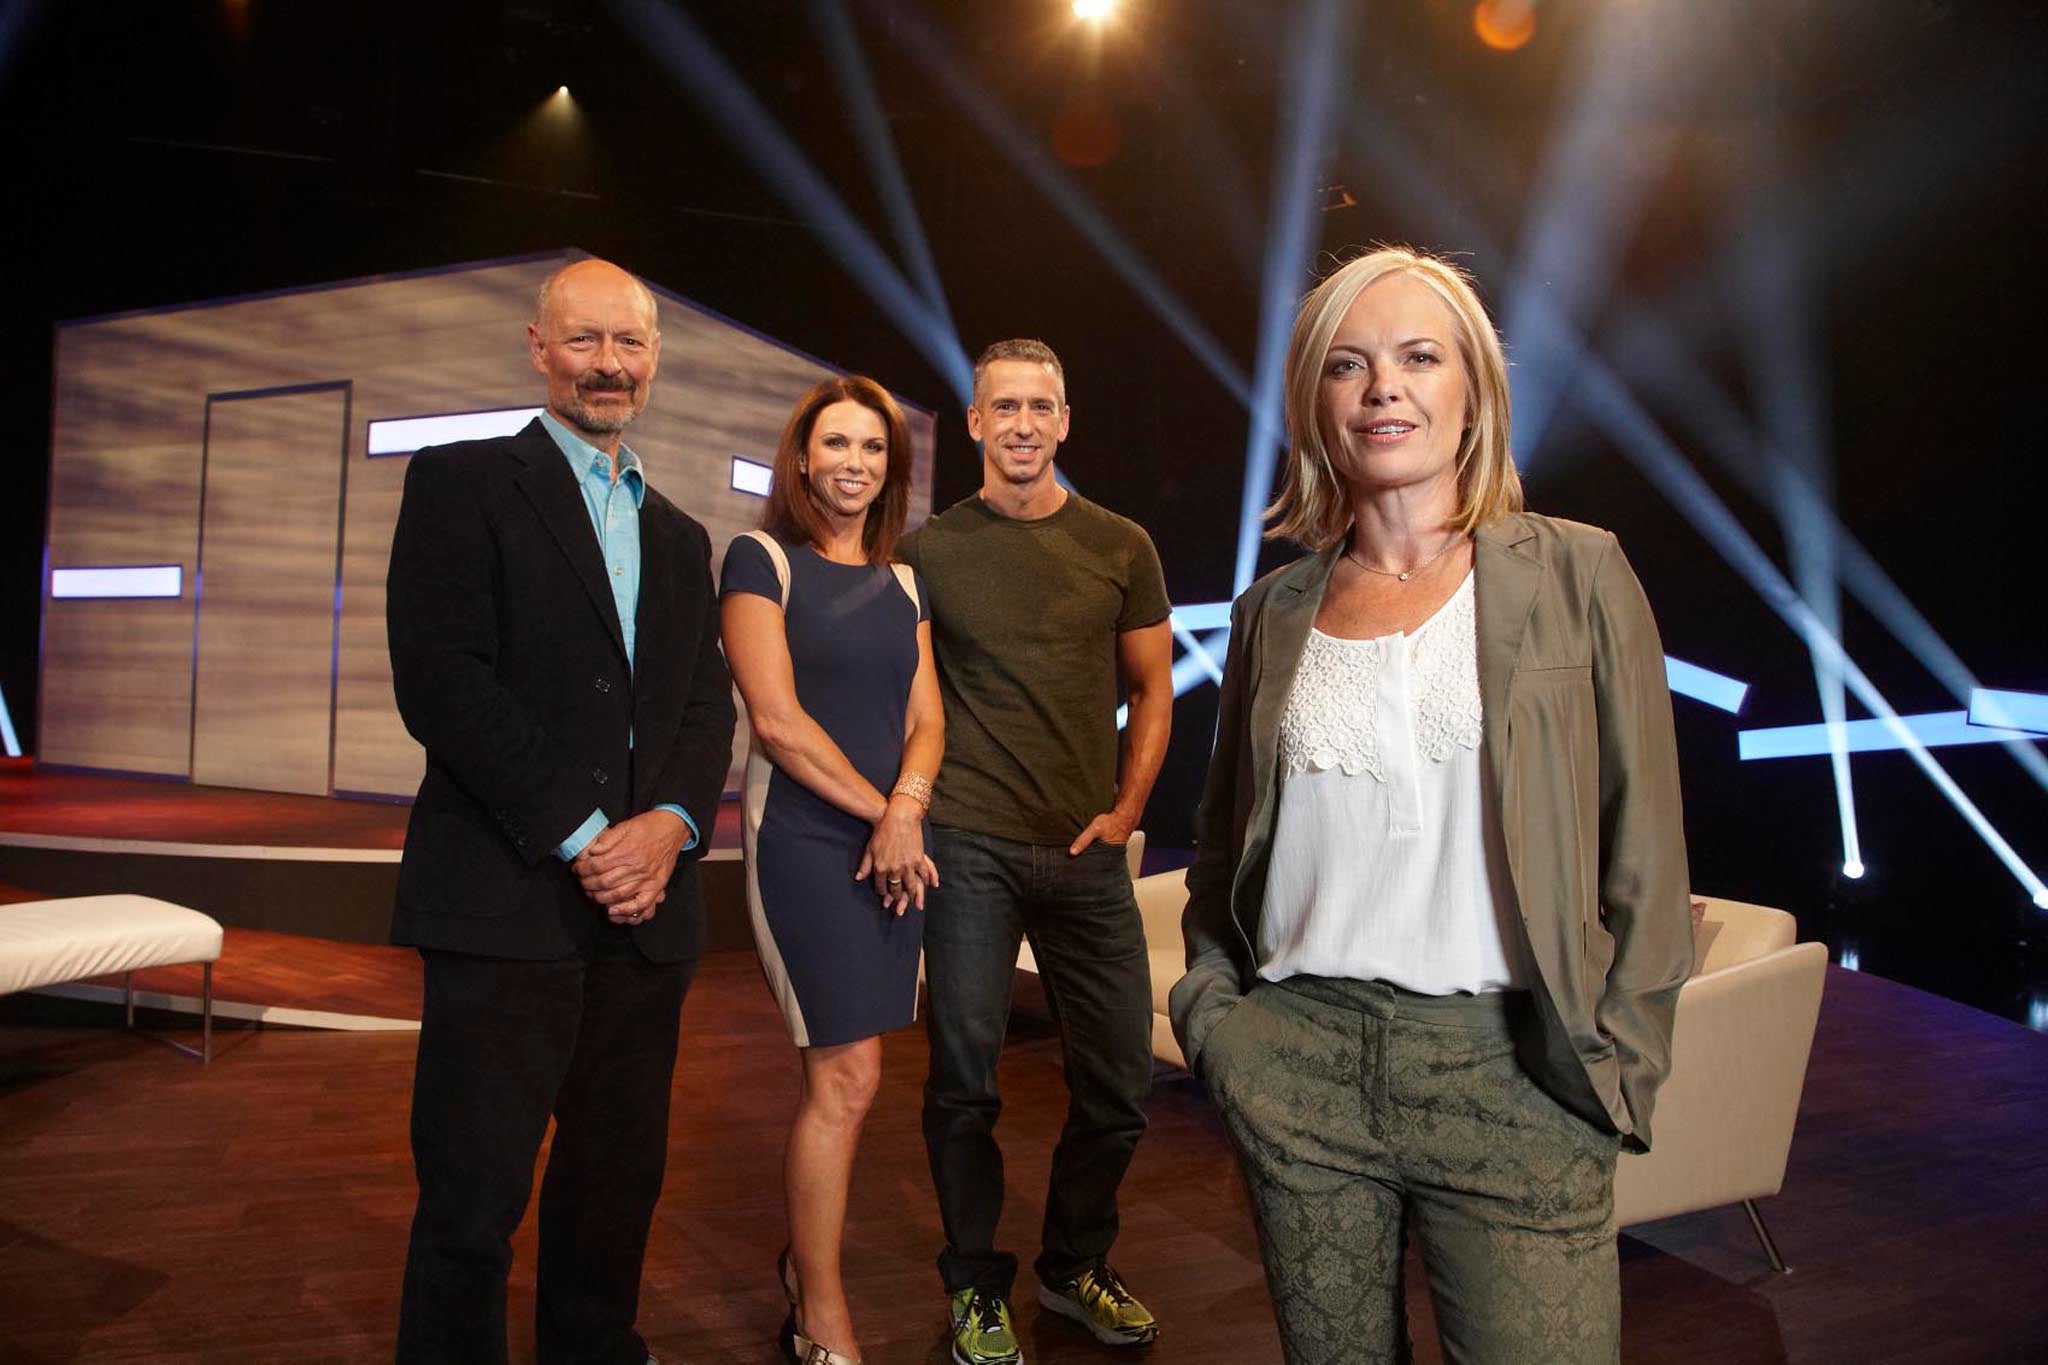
left=579, top=374, right=634, bottom=393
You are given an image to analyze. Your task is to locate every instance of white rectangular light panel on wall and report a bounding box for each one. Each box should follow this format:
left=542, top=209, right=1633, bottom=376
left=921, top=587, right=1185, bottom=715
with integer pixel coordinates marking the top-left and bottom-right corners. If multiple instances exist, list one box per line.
left=367, top=407, right=544, bottom=456
left=50, top=565, right=185, bottom=599
left=731, top=456, right=773, bottom=496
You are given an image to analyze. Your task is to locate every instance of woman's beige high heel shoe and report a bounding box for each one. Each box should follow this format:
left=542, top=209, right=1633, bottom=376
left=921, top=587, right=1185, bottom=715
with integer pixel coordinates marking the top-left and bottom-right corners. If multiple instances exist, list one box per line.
left=777, top=1247, right=862, bottom=1365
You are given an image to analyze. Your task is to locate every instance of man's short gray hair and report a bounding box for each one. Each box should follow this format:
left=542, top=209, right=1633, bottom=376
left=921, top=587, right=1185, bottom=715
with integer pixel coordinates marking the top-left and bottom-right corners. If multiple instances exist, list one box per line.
left=972, top=338, right=1065, bottom=405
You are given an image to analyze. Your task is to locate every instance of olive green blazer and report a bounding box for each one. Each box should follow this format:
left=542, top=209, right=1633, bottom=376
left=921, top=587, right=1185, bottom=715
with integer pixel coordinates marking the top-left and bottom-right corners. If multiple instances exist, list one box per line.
left=1169, top=512, right=1693, bottom=1152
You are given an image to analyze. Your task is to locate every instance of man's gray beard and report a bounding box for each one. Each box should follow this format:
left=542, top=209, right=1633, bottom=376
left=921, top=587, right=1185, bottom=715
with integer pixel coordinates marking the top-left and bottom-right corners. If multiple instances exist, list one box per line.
left=562, top=391, right=638, bottom=435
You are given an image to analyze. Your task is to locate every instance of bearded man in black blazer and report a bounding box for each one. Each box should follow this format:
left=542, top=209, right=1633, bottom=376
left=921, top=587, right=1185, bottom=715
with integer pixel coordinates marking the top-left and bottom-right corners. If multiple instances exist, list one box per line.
left=387, top=257, right=735, bottom=1365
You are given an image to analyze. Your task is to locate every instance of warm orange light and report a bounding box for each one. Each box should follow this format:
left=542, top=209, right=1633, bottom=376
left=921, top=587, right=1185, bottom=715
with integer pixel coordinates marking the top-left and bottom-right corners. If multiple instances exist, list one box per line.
left=1073, top=0, right=1115, bottom=18
left=1051, top=97, right=1121, bottom=168
left=1473, top=0, right=1537, bottom=52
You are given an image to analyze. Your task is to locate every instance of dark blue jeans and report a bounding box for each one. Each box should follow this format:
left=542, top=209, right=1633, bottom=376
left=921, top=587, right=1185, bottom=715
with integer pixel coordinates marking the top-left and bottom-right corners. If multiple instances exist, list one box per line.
left=920, top=826, right=1155, bottom=1297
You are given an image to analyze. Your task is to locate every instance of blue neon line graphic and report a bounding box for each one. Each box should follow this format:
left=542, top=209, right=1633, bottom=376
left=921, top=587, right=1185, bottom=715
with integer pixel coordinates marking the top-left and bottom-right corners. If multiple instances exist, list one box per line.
left=1141, top=608, right=1745, bottom=727
left=1663, top=657, right=1749, bottom=714
left=50, top=565, right=184, bottom=599
left=1739, top=711, right=2042, bottom=761
left=1168, top=602, right=1232, bottom=633
left=1118, top=629, right=1231, bottom=730
left=0, top=682, right=20, bottom=757
left=1967, top=689, right=2048, bottom=735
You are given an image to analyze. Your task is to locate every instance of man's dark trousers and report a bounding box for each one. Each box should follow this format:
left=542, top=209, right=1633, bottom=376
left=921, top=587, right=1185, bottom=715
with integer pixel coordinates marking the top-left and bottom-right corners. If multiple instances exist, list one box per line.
left=921, top=826, right=1154, bottom=1296
left=397, top=928, right=691, bottom=1364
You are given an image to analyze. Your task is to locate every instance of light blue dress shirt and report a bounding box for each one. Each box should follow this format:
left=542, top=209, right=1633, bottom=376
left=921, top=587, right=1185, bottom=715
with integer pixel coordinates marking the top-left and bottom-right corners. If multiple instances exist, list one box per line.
left=538, top=411, right=699, bottom=861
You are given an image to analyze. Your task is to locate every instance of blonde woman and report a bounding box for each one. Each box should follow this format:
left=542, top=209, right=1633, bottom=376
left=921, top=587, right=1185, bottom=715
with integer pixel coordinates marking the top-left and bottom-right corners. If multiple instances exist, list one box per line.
left=1172, top=246, right=1692, bottom=1363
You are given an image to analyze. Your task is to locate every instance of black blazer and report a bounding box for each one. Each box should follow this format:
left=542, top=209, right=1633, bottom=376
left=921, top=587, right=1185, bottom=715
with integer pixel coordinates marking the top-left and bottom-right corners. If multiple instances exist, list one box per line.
left=386, top=419, right=736, bottom=962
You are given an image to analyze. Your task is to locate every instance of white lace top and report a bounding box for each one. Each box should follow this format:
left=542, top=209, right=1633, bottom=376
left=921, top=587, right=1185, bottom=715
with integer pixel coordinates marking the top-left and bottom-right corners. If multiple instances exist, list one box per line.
left=1256, top=571, right=1530, bottom=994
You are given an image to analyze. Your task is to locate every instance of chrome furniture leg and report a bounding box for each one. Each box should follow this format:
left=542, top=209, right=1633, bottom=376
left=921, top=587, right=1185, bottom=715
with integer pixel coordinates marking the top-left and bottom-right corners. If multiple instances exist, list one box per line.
left=1743, top=1198, right=1789, bottom=1273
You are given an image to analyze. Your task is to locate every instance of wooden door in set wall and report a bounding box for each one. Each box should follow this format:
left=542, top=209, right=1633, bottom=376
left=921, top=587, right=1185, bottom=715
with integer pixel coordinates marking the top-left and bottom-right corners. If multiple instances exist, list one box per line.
left=190, top=384, right=350, bottom=796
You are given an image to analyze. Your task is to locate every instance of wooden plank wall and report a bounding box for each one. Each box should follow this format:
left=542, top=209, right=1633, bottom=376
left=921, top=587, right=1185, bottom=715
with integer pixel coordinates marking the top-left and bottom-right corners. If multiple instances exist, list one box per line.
left=42, top=254, right=939, bottom=799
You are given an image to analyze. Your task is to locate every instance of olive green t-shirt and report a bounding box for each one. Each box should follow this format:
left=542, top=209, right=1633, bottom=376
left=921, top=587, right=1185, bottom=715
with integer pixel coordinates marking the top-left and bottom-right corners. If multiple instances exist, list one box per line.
left=897, top=491, right=1171, bottom=845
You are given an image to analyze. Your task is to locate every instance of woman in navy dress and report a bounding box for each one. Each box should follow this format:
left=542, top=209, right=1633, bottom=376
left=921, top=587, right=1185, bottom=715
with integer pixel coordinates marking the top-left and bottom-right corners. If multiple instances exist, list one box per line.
left=721, top=374, right=943, bottom=1365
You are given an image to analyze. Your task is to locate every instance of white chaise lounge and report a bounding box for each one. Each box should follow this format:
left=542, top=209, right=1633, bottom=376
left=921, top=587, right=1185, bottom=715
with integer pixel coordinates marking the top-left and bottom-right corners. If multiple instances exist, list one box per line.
left=0, top=895, right=225, bottom=1062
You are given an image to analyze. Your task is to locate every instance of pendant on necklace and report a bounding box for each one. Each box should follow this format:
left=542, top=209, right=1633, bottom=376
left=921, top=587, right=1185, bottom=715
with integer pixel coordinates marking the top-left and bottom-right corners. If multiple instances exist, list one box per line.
left=1397, top=571, right=1411, bottom=581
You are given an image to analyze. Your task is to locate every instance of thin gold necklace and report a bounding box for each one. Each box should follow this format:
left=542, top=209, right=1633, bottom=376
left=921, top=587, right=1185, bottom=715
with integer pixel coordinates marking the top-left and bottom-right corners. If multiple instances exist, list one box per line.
left=1345, top=532, right=1466, bottom=583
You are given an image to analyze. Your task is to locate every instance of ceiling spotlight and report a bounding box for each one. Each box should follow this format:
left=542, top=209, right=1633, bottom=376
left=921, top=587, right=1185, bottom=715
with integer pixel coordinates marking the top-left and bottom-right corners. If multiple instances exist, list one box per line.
left=555, top=85, right=571, bottom=98
left=1073, top=0, right=1114, bottom=19
left=1841, top=859, right=1865, bottom=880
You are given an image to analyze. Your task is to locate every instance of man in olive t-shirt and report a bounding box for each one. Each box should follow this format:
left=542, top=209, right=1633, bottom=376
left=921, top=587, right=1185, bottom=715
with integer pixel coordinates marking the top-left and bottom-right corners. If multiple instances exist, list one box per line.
left=897, top=340, right=1174, bottom=1365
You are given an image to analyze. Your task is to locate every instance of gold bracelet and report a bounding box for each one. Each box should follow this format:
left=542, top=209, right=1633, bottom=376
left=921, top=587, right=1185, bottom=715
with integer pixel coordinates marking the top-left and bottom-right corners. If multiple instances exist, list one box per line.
left=892, top=772, right=934, bottom=810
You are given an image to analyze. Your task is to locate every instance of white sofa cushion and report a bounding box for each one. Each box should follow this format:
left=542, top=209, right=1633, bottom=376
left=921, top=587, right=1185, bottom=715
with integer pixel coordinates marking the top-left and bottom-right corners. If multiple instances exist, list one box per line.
left=0, top=895, right=224, bottom=996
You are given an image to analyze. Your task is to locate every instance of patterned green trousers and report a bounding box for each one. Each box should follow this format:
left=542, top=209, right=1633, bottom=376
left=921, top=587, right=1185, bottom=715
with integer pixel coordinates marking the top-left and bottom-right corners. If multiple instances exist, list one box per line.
left=1200, top=977, right=1620, bottom=1365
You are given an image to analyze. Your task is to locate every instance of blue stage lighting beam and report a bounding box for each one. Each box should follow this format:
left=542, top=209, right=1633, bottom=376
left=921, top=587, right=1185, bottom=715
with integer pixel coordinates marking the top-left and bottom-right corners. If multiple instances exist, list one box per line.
left=879, top=0, right=1251, bottom=408
left=1504, top=0, right=1720, bottom=468
left=1562, top=350, right=2048, bottom=907
left=1234, top=0, right=1351, bottom=595
left=810, top=0, right=957, bottom=334
left=606, top=0, right=972, bottom=407
left=1605, top=306, right=2048, bottom=798
left=1736, top=155, right=1863, bottom=882
left=1313, top=44, right=2038, bottom=873
left=0, top=682, right=20, bottom=758
left=1663, top=657, right=1749, bottom=715
left=1212, top=0, right=1483, bottom=264
left=1739, top=711, right=2042, bottom=761
left=1969, top=689, right=2048, bottom=736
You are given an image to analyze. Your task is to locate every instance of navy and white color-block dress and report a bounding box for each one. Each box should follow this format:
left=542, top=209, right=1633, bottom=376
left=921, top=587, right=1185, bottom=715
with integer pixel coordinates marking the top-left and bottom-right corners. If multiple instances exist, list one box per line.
left=721, top=532, right=929, bottom=1047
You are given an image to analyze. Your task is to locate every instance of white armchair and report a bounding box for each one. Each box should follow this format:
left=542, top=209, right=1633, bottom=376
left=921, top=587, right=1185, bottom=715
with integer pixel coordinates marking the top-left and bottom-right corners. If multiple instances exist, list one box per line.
left=1612, top=895, right=1829, bottom=1270
left=1132, top=864, right=1191, bottom=1069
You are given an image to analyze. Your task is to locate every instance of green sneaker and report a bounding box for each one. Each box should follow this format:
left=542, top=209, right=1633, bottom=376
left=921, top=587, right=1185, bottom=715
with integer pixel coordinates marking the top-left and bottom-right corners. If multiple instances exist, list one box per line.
left=1037, top=1262, right=1158, bottom=1347
left=949, top=1287, right=1022, bottom=1365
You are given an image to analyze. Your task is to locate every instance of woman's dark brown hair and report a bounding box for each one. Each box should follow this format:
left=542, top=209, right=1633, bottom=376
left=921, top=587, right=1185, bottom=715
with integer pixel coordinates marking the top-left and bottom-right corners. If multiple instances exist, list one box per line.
left=760, top=375, right=914, bottom=565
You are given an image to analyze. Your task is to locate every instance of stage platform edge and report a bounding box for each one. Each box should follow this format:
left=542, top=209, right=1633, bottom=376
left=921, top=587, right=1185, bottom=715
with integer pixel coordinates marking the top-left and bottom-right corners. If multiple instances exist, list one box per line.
left=0, top=839, right=751, bottom=950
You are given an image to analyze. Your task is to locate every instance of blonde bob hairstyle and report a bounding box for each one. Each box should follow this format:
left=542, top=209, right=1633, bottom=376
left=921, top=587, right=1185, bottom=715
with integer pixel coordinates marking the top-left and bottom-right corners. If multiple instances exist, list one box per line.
left=1263, top=245, right=1522, bottom=549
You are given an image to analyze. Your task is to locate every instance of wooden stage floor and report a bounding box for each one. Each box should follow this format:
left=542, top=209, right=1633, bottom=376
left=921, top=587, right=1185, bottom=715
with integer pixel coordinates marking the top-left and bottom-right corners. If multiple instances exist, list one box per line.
left=3, top=947, right=2046, bottom=1363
